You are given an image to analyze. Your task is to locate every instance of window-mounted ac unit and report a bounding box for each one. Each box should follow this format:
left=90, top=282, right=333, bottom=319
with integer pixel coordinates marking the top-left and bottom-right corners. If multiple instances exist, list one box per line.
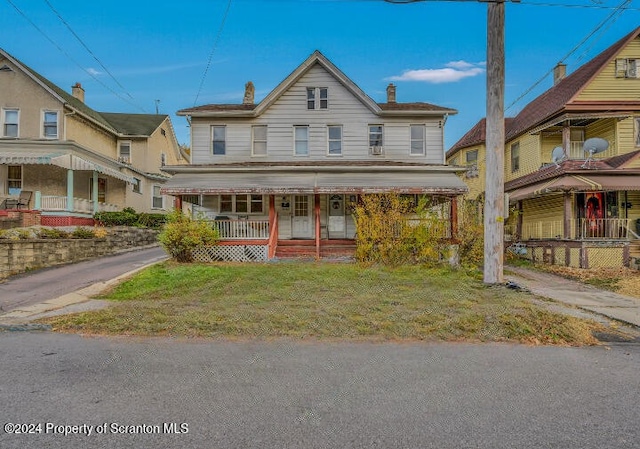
left=370, top=146, right=383, bottom=155
left=118, top=156, right=130, bottom=164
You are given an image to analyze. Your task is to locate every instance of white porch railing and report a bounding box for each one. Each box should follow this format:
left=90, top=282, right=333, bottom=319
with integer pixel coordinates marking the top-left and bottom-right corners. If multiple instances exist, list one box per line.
left=208, top=219, right=270, bottom=240
left=40, top=195, right=119, bottom=214
left=567, top=141, right=616, bottom=159
left=516, top=218, right=632, bottom=240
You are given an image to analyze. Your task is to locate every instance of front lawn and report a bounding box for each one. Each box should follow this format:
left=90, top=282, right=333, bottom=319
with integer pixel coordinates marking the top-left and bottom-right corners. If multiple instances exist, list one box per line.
left=42, top=262, right=604, bottom=345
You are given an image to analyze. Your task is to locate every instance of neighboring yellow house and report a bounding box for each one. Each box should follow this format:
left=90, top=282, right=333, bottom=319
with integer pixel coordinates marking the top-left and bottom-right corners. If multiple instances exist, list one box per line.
left=447, top=27, right=640, bottom=269
left=0, top=48, right=184, bottom=226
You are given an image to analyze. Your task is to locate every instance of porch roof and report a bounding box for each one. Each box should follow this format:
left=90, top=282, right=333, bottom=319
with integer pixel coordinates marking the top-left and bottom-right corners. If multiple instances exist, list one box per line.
left=508, top=174, right=640, bottom=202
left=0, top=152, right=134, bottom=183
left=162, top=171, right=468, bottom=196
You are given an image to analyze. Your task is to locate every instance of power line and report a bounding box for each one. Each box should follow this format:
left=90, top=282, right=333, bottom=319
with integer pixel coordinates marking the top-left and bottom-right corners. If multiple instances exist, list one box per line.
left=43, top=0, right=135, bottom=101
left=4, top=0, right=147, bottom=112
left=193, top=0, right=233, bottom=107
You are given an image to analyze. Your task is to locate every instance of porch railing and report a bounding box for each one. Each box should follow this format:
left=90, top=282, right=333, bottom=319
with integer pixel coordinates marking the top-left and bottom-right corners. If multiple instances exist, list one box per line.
left=40, top=195, right=119, bottom=214
left=515, top=218, right=632, bottom=240
left=567, top=141, right=616, bottom=160
left=208, top=219, right=270, bottom=240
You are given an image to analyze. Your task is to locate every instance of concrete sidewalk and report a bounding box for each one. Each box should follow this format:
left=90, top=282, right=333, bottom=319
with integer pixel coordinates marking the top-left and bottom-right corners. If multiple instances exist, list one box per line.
left=506, top=266, right=640, bottom=328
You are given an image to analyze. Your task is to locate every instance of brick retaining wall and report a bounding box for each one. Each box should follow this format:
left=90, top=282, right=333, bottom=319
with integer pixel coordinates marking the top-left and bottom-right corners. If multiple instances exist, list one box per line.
left=0, top=227, right=160, bottom=279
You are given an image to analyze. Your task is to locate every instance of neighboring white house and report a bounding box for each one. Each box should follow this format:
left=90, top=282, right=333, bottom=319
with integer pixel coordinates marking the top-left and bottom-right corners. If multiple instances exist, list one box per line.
left=163, top=50, right=467, bottom=260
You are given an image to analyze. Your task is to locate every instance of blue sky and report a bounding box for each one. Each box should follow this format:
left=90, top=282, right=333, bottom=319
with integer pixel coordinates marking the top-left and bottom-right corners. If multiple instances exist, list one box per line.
left=1, top=0, right=639, bottom=148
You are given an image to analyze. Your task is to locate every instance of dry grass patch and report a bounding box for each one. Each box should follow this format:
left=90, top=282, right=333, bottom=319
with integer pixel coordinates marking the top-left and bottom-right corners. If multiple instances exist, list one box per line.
left=536, top=265, right=640, bottom=300
left=41, top=262, right=604, bottom=345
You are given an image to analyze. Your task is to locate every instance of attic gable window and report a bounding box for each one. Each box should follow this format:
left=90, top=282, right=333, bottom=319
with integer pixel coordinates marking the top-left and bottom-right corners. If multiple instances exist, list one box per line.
left=615, top=58, right=639, bottom=78
left=307, top=87, right=328, bottom=110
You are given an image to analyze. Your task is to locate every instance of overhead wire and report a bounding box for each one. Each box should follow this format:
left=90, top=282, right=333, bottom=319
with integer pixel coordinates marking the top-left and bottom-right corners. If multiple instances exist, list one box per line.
left=4, top=0, right=147, bottom=112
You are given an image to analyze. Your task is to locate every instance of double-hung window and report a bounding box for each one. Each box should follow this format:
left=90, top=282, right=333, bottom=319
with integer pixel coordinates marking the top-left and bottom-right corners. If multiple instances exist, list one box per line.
left=119, top=141, right=131, bottom=163
left=307, top=87, right=328, bottom=110
left=294, top=126, right=309, bottom=156
left=212, top=126, right=226, bottom=155
left=152, top=185, right=163, bottom=209
left=132, top=178, right=141, bottom=194
left=7, top=165, right=22, bottom=194
left=466, top=149, right=478, bottom=166
left=43, top=111, right=58, bottom=139
left=615, top=58, right=640, bottom=78
left=369, top=125, right=383, bottom=154
left=328, top=125, right=342, bottom=156
left=3, top=109, right=18, bottom=137
left=510, top=142, right=520, bottom=172
left=410, top=125, right=426, bottom=156
left=252, top=125, right=267, bottom=156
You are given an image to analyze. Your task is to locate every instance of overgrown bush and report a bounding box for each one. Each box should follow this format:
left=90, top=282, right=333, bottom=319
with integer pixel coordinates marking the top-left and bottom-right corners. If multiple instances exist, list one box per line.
left=137, top=213, right=168, bottom=229
left=158, top=210, right=219, bottom=262
left=457, top=200, right=484, bottom=267
left=353, top=194, right=451, bottom=266
left=37, top=228, right=70, bottom=239
left=71, top=227, right=96, bottom=239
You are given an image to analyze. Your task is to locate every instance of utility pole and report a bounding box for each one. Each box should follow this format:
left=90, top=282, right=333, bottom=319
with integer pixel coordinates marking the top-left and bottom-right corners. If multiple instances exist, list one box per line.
left=484, top=0, right=505, bottom=284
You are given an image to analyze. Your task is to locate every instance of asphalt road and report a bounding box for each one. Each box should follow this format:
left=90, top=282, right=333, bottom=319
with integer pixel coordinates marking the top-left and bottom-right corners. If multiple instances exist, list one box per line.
left=0, top=247, right=168, bottom=313
left=1, top=333, right=639, bottom=449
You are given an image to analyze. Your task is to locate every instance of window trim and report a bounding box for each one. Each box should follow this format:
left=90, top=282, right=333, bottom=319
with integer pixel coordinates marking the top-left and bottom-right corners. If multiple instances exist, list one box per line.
left=212, top=125, right=226, bottom=156
left=410, top=124, right=426, bottom=156
left=2, top=108, right=19, bottom=138
left=217, top=194, right=265, bottom=215
left=465, top=149, right=478, bottom=165
left=42, top=110, right=59, bottom=139
left=327, top=125, right=342, bottom=156
left=306, top=87, right=328, bottom=110
left=7, top=165, right=22, bottom=195
left=118, top=140, right=132, bottom=163
left=368, top=124, right=384, bottom=154
left=615, top=58, right=640, bottom=79
left=294, top=125, right=309, bottom=156
left=510, top=141, right=520, bottom=172
left=152, top=185, right=163, bottom=209
left=252, top=125, right=268, bottom=156
left=132, top=177, right=142, bottom=194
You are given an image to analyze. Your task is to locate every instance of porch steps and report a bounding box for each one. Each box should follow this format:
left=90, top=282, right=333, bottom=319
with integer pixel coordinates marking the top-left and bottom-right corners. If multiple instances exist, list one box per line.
left=275, top=240, right=356, bottom=259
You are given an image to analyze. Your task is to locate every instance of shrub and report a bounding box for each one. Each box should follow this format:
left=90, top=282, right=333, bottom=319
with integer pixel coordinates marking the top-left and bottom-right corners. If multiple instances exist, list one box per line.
left=158, top=210, right=219, bottom=262
left=137, top=213, right=168, bottom=229
left=94, top=210, right=138, bottom=227
left=71, top=227, right=96, bottom=239
left=457, top=200, right=484, bottom=268
left=37, top=228, right=70, bottom=239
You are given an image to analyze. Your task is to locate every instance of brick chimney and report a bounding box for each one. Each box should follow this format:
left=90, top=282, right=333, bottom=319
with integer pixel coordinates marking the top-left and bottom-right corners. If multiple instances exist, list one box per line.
left=386, top=83, right=396, bottom=103
left=243, top=81, right=255, bottom=105
left=71, top=82, right=85, bottom=103
left=553, top=63, right=566, bottom=85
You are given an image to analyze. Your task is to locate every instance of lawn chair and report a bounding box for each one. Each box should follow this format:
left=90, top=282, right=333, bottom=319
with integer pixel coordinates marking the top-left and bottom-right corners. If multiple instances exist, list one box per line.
left=12, top=190, right=32, bottom=209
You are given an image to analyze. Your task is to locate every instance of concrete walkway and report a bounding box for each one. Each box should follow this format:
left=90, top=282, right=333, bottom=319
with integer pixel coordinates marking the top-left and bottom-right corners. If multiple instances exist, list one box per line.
left=507, top=266, right=640, bottom=328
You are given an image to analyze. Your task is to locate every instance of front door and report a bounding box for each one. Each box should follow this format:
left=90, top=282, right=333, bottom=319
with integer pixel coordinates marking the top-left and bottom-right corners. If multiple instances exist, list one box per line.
left=328, top=194, right=346, bottom=239
left=292, top=195, right=313, bottom=238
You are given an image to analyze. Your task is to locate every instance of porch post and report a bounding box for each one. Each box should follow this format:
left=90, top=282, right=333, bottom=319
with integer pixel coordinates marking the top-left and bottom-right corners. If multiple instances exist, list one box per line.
left=450, top=196, right=458, bottom=240
left=92, top=171, right=99, bottom=214
left=34, top=191, right=41, bottom=211
left=562, top=122, right=571, bottom=158
left=315, top=194, right=321, bottom=259
left=516, top=200, right=523, bottom=240
left=66, top=169, right=74, bottom=212
left=174, top=195, right=183, bottom=211
left=563, top=192, right=572, bottom=239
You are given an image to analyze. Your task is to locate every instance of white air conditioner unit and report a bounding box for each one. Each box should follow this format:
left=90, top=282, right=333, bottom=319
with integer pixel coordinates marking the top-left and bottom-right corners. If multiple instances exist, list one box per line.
left=118, top=156, right=130, bottom=164
left=370, top=145, right=383, bottom=155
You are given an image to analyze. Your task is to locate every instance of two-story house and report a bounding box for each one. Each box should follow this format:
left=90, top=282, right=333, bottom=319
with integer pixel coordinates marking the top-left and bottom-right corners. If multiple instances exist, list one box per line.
left=0, top=48, right=183, bottom=226
left=163, top=51, right=467, bottom=260
left=447, top=27, right=640, bottom=269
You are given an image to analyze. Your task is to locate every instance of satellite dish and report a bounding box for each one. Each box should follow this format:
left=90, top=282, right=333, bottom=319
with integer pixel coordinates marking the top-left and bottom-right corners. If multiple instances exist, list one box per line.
left=551, top=146, right=566, bottom=167
left=581, top=137, right=609, bottom=168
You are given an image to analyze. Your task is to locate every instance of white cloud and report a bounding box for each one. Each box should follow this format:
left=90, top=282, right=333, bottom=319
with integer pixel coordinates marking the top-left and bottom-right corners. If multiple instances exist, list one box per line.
left=388, top=61, right=485, bottom=84
left=86, top=68, right=102, bottom=76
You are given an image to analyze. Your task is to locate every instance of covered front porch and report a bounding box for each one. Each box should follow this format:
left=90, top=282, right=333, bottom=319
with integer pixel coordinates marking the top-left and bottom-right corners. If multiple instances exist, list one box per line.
left=163, top=163, right=468, bottom=261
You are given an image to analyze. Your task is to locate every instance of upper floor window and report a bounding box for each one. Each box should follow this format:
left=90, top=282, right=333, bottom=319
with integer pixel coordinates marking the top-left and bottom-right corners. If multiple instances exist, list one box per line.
left=307, top=87, right=328, bottom=110
left=7, top=165, right=22, bottom=194
left=328, top=125, right=342, bottom=156
left=466, top=149, right=478, bottom=165
left=3, top=109, right=18, bottom=137
left=152, top=185, right=163, bottom=209
left=294, top=125, right=309, bottom=156
left=252, top=125, right=267, bottom=156
left=118, top=141, right=131, bottom=163
left=615, top=58, right=640, bottom=78
left=510, top=142, right=520, bottom=172
left=132, top=178, right=141, bottom=194
left=160, top=153, right=166, bottom=166
left=410, top=125, right=426, bottom=156
left=212, top=126, right=226, bottom=155
left=369, top=125, right=383, bottom=154
left=43, top=111, right=58, bottom=139
left=635, top=118, right=640, bottom=146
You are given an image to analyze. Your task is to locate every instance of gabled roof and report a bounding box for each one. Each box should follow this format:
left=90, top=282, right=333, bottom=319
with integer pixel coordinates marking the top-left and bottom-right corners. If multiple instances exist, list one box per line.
left=447, top=27, right=640, bottom=156
left=178, top=50, right=457, bottom=117
left=0, top=48, right=170, bottom=139
left=100, top=113, right=169, bottom=137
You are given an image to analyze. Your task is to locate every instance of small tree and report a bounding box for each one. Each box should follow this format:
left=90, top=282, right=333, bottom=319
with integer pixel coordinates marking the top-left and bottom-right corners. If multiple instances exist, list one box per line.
left=158, top=210, right=219, bottom=262
left=457, top=199, right=484, bottom=267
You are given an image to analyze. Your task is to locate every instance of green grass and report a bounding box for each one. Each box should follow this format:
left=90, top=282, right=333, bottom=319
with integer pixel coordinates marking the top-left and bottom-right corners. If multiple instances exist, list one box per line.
left=41, top=261, right=604, bottom=345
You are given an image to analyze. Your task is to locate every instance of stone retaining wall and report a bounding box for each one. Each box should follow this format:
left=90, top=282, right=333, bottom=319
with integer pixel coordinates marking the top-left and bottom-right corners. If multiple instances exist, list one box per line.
left=0, top=227, right=159, bottom=279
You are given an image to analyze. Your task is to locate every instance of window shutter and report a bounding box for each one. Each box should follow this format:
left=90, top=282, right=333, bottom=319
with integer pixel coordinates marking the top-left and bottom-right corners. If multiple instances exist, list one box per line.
left=615, top=59, right=627, bottom=78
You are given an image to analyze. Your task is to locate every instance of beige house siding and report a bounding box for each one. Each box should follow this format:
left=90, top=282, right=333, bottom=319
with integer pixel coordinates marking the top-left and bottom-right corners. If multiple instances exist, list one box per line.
left=65, top=114, right=116, bottom=157
left=577, top=37, right=640, bottom=101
